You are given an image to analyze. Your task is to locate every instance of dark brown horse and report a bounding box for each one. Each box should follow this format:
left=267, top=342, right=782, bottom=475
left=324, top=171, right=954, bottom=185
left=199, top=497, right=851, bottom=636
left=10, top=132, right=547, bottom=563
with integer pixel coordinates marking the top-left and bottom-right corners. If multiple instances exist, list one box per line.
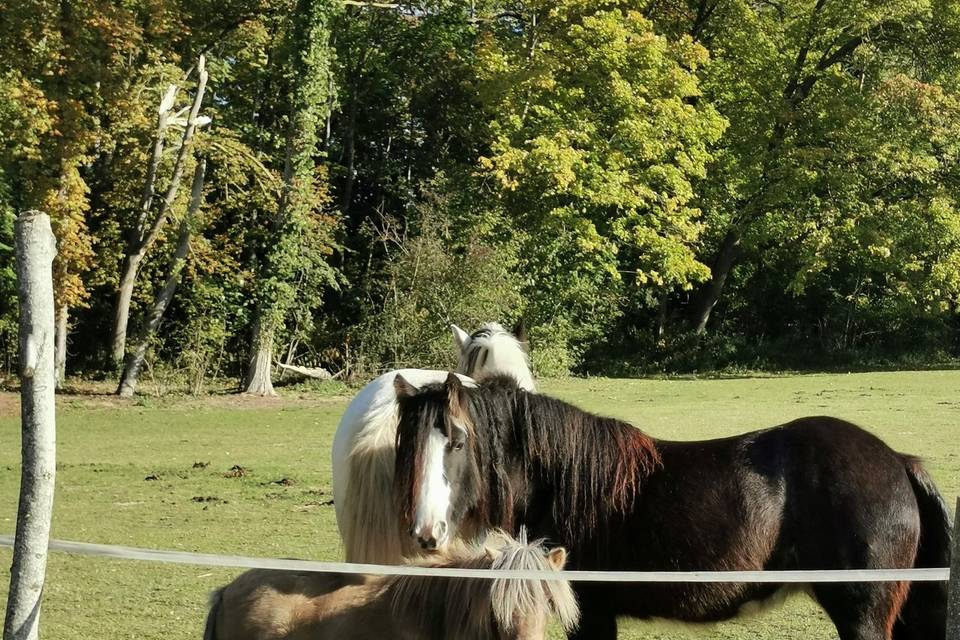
left=392, top=373, right=952, bottom=640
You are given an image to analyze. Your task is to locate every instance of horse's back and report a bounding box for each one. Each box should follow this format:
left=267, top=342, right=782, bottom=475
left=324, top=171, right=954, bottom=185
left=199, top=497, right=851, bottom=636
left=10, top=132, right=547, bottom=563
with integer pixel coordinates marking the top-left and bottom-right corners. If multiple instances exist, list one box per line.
left=214, top=569, right=374, bottom=640
left=586, top=417, right=922, bottom=622
left=670, top=415, right=921, bottom=571
left=769, top=416, right=921, bottom=566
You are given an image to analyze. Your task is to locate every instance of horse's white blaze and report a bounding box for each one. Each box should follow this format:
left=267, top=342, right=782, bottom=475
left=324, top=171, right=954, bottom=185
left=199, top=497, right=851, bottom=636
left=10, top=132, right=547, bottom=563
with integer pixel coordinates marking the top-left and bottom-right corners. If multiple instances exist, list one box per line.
left=413, top=428, right=451, bottom=545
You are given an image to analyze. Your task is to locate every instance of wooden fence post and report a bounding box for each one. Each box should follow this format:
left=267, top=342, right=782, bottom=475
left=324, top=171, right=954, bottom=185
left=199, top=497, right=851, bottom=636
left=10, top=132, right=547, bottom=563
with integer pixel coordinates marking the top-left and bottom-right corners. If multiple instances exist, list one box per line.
left=948, top=497, right=960, bottom=640
left=3, top=211, right=58, bottom=640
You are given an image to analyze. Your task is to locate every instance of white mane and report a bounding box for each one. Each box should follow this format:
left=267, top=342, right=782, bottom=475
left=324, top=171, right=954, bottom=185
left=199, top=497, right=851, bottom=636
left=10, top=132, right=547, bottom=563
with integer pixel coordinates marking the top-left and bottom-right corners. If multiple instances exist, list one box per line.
left=454, top=322, right=535, bottom=391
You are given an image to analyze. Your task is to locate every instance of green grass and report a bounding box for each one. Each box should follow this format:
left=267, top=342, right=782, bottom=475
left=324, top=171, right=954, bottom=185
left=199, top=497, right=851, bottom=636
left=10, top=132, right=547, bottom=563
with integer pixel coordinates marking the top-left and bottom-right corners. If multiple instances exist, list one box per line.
left=1, top=371, right=958, bottom=639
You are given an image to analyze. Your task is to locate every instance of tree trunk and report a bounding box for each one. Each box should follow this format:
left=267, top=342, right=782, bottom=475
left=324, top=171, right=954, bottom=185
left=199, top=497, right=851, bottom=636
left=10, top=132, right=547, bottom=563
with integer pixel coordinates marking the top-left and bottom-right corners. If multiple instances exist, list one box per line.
left=691, top=229, right=742, bottom=334
left=4, top=211, right=57, bottom=640
left=54, top=304, right=67, bottom=389
left=243, top=312, right=277, bottom=396
left=118, top=160, right=205, bottom=398
left=656, top=293, right=669, bottom=339
left=111, top=252, right=142, bottom=365
left=340, top=91, right=358, bottom=214
left=110, top=58, right=208, bottom=367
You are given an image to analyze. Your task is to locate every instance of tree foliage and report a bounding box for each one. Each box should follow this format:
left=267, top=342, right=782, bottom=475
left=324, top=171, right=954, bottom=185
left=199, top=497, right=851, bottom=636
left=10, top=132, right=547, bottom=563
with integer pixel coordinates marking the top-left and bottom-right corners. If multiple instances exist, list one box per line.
left=1, top=0, right=959, bottom=388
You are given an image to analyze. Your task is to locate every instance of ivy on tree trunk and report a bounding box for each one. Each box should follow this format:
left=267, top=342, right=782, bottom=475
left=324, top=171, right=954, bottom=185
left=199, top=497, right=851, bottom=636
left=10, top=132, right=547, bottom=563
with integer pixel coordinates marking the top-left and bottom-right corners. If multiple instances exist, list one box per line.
left=241, top=0, right=340, bottom=395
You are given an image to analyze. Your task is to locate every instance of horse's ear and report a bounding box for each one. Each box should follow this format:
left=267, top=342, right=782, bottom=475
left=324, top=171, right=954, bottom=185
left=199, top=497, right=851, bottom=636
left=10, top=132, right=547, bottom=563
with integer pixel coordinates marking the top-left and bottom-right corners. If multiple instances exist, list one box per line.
left=394, top=374, right=419, bottom=399
left=546, top=547, right=567, bottom=571
left=445, top=372, right=467, bottom=417
left=450, top=324, right=470, bottom=352
left=512, top=318, right=530, bottom=352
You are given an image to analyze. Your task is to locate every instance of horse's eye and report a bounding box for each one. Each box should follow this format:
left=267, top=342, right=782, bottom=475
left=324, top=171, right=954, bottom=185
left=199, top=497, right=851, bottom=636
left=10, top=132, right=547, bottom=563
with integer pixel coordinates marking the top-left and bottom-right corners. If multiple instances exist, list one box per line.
left=454, top=442, right=464, bottom=451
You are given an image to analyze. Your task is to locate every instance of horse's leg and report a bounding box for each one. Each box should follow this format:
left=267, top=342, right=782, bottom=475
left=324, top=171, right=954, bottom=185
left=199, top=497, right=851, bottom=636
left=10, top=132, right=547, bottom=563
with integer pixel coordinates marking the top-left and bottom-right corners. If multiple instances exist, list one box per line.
left=567, top=588, right=617, bottom=640
left=812, top=581, right=908, bottom=640
left=567, top=606, right=616, bottom=640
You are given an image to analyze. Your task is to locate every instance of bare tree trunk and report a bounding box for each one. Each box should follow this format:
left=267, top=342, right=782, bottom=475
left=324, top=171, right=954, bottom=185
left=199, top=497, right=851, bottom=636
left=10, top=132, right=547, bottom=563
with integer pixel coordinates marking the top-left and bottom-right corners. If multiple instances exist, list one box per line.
left=4, top=211, right=57, bottom=640
left=340, top=93, right=357, bottom=214
left=691, top=229, right=741, bottom=334
left=656, top=292, right=669, bottom=339
left=54, top=304, right=67, bottom=389
left=118, top=160, right=206, bottom=397
left=110, top=59, right=209, bottom=366
left=243, top=312, right=277, bottom=396
left=111, top=253, right=141, bottom=365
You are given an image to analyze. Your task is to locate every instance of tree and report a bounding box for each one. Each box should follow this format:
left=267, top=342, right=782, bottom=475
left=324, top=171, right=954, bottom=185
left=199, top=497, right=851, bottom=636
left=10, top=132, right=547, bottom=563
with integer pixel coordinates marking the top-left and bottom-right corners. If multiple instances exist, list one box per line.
left=111, top=57, right=210, bottom=367
left=654, top=0, right=960, bottom=333
left=243, top=0, right=340, bottom=395
left=475, top=1, right=726, bottom=360
left=3, top=211, right=57, bottom=640
left=0, top=0, right=104, bottom=386
left=117, top=159, right=207, bottom=397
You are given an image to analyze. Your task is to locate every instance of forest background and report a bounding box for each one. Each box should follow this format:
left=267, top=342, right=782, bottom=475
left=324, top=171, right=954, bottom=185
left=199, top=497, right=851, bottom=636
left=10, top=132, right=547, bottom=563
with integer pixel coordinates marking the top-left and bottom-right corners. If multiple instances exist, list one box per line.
left=2, top=0, right=959, bottom=395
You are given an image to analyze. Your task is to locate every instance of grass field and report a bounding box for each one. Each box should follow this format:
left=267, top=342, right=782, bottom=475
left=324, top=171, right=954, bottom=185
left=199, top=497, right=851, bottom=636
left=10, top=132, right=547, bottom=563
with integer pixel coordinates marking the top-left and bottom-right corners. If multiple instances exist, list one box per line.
left=1, top=371, right=958, bottom=639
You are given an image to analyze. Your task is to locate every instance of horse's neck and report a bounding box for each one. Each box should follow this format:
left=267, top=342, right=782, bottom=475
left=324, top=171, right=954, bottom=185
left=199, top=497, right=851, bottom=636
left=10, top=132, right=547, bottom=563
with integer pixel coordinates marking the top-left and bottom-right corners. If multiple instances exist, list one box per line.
left=497, top=393, right=659, bottom=547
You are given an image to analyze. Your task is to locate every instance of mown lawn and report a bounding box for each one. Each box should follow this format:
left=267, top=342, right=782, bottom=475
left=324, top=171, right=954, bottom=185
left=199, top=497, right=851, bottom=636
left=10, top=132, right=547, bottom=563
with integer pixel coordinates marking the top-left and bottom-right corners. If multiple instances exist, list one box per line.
left=1, top=371, right=958, bottom=639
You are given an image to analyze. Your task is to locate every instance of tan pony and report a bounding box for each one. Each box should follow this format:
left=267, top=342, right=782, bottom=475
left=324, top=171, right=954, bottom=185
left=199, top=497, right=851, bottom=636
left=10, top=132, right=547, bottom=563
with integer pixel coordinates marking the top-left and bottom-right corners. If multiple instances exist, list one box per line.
left=203, top=530, right=579, bottom=640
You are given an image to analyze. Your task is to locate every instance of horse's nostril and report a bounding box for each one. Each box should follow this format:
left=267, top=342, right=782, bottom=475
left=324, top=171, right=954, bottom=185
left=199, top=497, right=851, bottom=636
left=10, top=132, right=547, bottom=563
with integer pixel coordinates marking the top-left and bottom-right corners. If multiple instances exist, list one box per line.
left=416, top=535, right=437, bottom=550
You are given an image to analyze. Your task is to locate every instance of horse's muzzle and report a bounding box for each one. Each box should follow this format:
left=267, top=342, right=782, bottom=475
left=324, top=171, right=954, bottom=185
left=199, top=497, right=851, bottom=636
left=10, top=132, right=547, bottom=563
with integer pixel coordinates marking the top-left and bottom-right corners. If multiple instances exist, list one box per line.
left=414, top=520, right=447, bottom=550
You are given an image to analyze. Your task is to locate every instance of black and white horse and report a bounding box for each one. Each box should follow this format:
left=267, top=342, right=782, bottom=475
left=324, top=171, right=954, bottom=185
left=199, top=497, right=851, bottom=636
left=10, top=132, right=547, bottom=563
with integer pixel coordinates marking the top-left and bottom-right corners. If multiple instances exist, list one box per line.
left=393, top=374, right=951, bottom=640
left=331, top=323, right=533, bottom=563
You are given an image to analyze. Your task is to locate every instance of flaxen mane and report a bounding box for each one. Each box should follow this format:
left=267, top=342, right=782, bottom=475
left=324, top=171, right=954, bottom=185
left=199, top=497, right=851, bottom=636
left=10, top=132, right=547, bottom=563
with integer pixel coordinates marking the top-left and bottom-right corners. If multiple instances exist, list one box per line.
left=384, top=530, right=579, bottom=639
left=395, top=378, right=661, bottom=547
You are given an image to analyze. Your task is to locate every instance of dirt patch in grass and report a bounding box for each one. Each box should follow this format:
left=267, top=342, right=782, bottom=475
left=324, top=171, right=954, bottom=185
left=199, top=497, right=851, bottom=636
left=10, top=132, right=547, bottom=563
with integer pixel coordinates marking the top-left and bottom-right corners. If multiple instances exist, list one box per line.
left=0, top=392, right=18, bottom=418
left=224, top=464, right=249, bottom=478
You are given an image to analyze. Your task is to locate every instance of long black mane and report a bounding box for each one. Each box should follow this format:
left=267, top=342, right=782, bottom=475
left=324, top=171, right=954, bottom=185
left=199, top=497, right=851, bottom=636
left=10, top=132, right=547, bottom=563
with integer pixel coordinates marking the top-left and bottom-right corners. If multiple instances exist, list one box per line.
left=395, top=376, right=661, bottom=544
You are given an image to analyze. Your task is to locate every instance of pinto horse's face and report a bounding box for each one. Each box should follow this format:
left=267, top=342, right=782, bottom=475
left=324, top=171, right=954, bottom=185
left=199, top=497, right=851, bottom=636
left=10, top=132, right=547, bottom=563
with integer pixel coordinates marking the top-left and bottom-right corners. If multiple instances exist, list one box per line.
left=395, top=373, right=479, bottom=551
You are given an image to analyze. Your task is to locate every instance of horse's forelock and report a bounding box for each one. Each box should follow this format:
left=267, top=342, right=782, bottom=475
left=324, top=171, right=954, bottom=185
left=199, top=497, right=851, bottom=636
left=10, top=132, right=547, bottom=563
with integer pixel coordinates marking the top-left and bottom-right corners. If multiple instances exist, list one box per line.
left=396, top=383, right=518, bottom=542
left=469, top=322, right=503, bottom=340
left=385, top=531, right=576, bottom=638
left=395, top=392, right=443, bottom=525
left=487, top=530, right=579, bottom=632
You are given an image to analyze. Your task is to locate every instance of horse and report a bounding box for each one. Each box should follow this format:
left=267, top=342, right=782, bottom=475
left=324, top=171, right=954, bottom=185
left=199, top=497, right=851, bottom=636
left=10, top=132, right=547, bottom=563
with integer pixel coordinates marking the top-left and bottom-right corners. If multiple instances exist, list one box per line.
left=392, top=373, right=952, bottom=640
left=202, top=530, right=579, bottom=640
left=331, top=321, right=534, bottom=563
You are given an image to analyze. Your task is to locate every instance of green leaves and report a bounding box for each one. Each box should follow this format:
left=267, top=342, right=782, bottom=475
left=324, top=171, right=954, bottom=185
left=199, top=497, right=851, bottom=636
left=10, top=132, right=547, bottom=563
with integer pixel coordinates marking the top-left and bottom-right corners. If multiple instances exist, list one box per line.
left=476, top=2, right=725, bottom=351
left=2, top=0, right=960, bottom=379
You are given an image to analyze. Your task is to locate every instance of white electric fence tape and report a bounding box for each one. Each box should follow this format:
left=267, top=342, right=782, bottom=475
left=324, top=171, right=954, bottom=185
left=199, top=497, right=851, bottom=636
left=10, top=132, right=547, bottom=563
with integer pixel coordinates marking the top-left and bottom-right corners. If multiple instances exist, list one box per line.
left=0, top=534, right=949, bottom=583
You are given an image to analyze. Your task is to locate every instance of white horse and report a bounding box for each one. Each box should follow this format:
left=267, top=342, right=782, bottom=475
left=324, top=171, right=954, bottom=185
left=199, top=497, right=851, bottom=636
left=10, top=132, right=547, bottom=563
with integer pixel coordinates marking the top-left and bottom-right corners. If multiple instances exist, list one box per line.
left=332, top=322, right=535, bottom=563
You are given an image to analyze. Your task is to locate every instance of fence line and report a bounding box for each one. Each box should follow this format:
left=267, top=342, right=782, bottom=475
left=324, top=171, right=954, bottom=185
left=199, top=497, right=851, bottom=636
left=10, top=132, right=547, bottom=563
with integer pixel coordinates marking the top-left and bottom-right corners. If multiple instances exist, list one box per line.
left=0, top=534, right=949, bottom=583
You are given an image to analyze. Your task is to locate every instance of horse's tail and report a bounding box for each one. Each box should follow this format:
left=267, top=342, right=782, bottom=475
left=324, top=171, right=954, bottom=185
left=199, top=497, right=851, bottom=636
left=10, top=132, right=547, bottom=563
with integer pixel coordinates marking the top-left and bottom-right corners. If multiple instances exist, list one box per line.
left=341, top=406, right=409, bottom=564
left=203, top=588, right=224, bottom=640
left=893, top=454, right=952, bottom=640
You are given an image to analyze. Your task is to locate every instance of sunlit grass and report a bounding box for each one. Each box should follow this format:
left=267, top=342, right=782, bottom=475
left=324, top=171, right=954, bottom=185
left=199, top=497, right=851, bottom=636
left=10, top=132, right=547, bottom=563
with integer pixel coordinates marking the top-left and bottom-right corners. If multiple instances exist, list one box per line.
left=1, top=370, right=958, bottom=639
